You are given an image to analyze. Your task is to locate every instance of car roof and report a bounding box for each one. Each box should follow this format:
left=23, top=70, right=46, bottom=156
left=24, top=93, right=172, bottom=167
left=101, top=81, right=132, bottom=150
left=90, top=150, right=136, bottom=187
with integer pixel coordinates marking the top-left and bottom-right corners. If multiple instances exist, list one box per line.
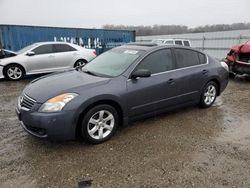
left=120, top=42, right=159, bottom=51
left=121, top=42, right=195, bottom=52
left=152, top=38, right=190, bottom=41
left=34, top=41, right=74, bottom=45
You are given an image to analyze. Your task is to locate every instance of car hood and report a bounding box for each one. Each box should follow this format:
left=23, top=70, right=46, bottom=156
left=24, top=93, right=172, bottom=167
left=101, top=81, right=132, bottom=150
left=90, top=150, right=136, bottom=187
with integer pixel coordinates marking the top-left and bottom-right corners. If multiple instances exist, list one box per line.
left=0, top=55, right=20, bottom=65
left=23, top=70, right=111, bottom=103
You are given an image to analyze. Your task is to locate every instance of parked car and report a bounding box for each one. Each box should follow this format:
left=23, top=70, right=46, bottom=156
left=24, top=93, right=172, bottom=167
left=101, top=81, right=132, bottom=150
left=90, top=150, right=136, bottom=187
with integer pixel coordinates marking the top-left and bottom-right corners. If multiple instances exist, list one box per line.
left=152, top=39, right=191, bottom=47
left=226, top=41, right=250, bottom=77
left=16, top=43, right=229, bottom=144
left=0, top=49, right=17, bottom=59
left=0, top=42, right=96, bottom=80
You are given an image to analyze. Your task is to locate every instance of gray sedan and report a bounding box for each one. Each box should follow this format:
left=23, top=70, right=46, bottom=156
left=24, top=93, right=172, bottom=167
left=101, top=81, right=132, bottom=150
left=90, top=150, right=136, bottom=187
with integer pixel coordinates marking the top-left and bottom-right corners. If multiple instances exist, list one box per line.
left=16, top=43, right=229, bottom=144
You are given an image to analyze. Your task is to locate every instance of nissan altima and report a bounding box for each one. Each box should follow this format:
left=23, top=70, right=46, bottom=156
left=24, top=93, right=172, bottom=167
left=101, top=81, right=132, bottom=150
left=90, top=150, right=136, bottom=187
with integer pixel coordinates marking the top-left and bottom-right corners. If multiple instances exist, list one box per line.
left=16, top=43, right=229, bottom=144
left=0, top=42, right=96, bottom=80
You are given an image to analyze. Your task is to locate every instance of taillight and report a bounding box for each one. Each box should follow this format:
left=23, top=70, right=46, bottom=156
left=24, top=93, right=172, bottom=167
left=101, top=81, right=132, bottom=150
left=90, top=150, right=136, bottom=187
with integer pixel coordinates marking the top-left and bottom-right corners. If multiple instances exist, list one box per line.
left=93, top=50, right=97, bottom=56
left=220, top=61, right=229, bottom=72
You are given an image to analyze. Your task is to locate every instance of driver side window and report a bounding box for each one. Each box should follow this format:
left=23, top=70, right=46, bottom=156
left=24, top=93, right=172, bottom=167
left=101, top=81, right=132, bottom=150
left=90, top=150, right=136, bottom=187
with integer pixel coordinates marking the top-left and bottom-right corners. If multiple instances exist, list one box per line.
left=136, top=49, right=174, bottom=74
left=32, top=44, right=54, bottom=55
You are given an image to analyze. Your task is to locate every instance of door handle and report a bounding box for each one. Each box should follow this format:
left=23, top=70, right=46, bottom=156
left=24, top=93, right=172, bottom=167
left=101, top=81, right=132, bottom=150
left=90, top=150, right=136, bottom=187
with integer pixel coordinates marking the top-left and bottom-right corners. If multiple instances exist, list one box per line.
left=202, top=69, right=208, bottom=74
left=167, top=78, right=175, bottom=85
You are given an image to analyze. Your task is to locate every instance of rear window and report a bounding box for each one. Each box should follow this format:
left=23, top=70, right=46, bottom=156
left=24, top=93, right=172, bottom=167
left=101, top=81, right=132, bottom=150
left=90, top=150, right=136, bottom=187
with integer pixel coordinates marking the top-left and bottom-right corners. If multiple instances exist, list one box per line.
left=174, top=48, right=200, bottom=68
left=53, top=44, right=76, bottom=53
left=183, top=41, right=190, bottom=47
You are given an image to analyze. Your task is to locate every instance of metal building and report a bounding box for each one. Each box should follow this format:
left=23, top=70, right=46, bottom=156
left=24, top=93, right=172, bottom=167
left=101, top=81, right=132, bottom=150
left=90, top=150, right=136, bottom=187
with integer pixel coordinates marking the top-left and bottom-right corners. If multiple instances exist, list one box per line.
left=137, top=29, right=250, bottom=59
left=0, top=25, right=135, bottom=54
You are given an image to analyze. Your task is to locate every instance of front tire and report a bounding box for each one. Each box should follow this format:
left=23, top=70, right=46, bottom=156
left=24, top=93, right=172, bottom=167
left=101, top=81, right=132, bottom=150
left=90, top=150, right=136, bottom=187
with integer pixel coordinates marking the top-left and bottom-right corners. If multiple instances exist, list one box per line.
left=4, top=64, right=25, bottom=80
left=200, top=81, right=218, bottom=108
left=81, top=104, right=119, bottom=144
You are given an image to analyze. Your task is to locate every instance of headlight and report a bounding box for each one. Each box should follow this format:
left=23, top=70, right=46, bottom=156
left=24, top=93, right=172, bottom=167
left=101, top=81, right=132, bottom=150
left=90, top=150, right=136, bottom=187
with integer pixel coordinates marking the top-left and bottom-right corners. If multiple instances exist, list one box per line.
left=39, top=93, right=78, bottom=112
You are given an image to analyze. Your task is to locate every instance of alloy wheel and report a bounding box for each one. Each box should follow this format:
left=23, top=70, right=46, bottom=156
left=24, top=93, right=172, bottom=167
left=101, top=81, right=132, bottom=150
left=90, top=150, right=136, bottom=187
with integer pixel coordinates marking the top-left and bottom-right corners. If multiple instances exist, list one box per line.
left=7, top=66, right=23, bottom=80
left=75, top=60, right=86, bottom=67
left=87, top=110, right=115, bottom=140
left=203, top=85, right=216, bottom=105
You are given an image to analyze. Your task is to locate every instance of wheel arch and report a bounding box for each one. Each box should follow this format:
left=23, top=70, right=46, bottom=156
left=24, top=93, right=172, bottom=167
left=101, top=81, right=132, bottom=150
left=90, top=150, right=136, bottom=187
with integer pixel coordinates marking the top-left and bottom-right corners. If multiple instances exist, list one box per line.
left=3, top=63, right=26, bottom=76
left=75, top=99, right=124, bottom=138
left=209, top=78, right=221, bottom=96
left=74, top=59, right=88, bottom=67
left=201, top=78, right=221, bottom=99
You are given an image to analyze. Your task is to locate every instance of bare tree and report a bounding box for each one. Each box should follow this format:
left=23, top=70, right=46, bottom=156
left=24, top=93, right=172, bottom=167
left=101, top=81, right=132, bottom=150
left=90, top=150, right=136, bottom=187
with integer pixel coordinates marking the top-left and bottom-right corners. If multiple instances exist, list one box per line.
left=103, top=22, right=250, bottom=36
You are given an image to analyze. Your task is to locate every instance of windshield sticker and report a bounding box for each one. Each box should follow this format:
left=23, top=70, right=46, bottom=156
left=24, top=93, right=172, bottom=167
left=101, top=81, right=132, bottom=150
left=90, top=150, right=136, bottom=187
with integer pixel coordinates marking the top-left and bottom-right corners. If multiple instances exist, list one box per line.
left=124, top=50, right=138, bottom=55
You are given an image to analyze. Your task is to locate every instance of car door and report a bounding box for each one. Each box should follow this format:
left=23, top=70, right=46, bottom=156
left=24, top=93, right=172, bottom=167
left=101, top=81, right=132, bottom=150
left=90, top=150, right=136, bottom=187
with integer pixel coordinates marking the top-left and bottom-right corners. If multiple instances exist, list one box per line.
left=26, top=44, right=56, bottom=73
left=53, top=44, right=78, bottom=69
left=172, top=48, right=209, bottom=103
left=126, top=48, right=180, bottom=117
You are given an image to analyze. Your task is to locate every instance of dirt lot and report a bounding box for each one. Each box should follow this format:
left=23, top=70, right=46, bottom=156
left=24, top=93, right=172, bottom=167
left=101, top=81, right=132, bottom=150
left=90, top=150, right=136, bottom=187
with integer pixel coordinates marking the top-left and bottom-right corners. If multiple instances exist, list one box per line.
left=0, top=76, right=250, bottom=188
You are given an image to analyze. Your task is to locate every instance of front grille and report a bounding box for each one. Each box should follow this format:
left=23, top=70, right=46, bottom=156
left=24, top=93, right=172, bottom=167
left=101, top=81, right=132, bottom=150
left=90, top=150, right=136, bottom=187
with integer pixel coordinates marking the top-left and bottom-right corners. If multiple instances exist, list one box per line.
left=20, top=94, right=36, bottom=110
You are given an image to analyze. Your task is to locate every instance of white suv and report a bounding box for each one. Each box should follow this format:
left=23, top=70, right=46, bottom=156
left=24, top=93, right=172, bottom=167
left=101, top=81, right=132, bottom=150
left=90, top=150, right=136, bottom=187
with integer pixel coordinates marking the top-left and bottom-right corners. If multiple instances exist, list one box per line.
left=152, top=39, right=191, bottom=47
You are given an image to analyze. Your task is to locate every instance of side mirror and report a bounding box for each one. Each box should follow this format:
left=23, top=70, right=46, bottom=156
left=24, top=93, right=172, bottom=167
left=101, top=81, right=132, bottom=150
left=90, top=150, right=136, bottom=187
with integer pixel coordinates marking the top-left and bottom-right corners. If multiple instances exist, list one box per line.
left=26, top=51, right=35, bottom=56
left=131, top=69, right=151, bottom=79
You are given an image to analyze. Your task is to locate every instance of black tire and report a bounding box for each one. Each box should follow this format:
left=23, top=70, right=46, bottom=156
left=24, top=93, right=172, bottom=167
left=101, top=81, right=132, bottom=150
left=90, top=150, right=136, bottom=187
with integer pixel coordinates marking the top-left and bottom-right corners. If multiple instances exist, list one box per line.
left=81, top=104, right=119, bottom=144
left=4, top=64, right=25, bottom=80
left=200, top=81, right=218, bottom=108
left=74, top=59, right=87, bottom=68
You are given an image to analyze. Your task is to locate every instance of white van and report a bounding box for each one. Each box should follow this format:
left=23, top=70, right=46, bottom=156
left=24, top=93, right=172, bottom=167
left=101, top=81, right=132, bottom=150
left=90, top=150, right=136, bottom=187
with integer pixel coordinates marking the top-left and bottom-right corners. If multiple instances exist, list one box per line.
left=152, top=39, right=191, bottom=47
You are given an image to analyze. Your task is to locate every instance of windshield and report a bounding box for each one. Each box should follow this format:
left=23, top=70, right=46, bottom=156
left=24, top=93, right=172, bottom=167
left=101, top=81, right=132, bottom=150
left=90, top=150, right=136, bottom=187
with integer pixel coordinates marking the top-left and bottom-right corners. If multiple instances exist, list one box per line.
left=82, top=48, right=142, bottom=77
left=16, top=43, right=38, bottom=55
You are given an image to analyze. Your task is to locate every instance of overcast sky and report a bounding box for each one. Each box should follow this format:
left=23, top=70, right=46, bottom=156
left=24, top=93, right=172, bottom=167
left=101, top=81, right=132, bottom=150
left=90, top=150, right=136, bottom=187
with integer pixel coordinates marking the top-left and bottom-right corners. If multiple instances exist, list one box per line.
left=0, top=0, right=249, bottom=28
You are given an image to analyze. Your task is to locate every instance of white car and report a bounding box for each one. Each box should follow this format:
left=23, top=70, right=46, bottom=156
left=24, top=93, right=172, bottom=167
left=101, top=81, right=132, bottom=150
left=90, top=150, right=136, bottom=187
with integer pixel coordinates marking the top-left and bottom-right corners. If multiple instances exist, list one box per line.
left=0, top=42, right=96, bottom=80
left=152, top=39, right=191, bottom=47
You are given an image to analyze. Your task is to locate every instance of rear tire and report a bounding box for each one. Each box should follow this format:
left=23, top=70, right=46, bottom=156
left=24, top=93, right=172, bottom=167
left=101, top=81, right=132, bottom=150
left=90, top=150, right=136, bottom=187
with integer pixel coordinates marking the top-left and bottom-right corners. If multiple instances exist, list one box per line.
left=81, top=104, right=119, bottom=144
left=200, top=81, right=218, bottom=108
left=4, top=64, right=25, bottom=80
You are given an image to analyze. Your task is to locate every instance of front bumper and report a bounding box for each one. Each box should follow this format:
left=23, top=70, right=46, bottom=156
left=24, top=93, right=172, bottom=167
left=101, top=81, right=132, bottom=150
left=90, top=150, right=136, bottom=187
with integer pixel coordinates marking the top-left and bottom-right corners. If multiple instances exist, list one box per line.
left=0, top=66, right=4, bottom=79
left=16, top=105, right=78, bottom=141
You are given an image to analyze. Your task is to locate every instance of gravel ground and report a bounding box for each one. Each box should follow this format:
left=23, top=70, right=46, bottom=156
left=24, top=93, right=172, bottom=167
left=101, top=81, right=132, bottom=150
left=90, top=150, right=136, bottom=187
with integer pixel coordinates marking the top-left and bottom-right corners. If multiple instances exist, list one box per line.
left=0, top=76, right=250, bottom=188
